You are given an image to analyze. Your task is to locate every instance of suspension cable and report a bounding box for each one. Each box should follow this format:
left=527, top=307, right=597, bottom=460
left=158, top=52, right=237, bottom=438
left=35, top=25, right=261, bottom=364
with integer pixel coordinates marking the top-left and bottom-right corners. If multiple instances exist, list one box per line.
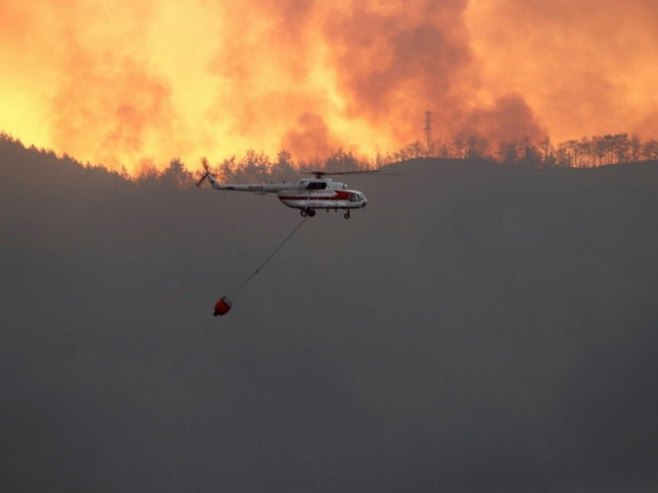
left=230, top=216, right=308, bottom=299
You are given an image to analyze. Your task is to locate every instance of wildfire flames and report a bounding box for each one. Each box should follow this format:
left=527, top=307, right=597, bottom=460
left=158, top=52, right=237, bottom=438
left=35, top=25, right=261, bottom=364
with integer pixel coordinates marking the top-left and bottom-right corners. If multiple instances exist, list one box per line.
left=1, top=0, right=657, bottom=175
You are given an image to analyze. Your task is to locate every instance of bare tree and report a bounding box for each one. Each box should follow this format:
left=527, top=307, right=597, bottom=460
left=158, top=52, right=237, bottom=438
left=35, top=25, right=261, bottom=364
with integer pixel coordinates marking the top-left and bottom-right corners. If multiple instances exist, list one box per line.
left=498, top=140, right=519, bottom=164
left=630, top=134, right=642, bottom=162
left=539, top=136, right=554, bottom=167
left=517, top=136, right=541, bottom=168
left=465, top=134, right=489, bottom=159
left=613, top=134, right=630, bottom=164
left=452, top=134, right=467, bottom=159
left=642, top=139, right=658, bottom=160
left=394, top=140, right=426, bottom=161
left=560, top=140, right=580, bottom=167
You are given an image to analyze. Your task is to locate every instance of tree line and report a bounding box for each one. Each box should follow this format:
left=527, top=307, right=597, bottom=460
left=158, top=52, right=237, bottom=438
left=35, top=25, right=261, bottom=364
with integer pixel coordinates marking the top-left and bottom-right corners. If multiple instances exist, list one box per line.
left=394, top=133, right=658, bottom=168
left=3, top=130, right=658, bottom=186
left=192, top=132, right=658, bottom=182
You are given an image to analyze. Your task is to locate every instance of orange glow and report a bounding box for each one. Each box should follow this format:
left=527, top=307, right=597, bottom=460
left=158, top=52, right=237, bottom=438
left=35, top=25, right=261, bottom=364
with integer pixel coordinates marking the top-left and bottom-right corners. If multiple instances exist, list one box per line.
left=465, top=0, right=658, bottom=142
left=1, top=0, right=657, bottom=174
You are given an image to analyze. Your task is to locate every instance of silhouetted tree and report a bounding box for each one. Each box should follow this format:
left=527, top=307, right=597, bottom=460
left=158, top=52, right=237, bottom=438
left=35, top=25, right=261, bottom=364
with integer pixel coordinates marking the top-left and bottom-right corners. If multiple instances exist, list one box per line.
left=437, top=142, right=452, bottom=158
left=554, top=144, right=572, bottom=167
left=613, top=133, right=630, bottom=164
left=592, top=135, right=606, bottom=166
left=393, top=140, right=426, bottom=161
left=324, top=148, right=362, bottom=172
left=515, top=136, right=541, bottom=168
left=233, top=149, right=271, bottom=181
left=560, top=140, right=580, bottom=167
left=452, top=134, right=467, bottom=159
left=498, top=140, right=519, bottom=164
left=218, top=156, right=237, bottom=181
left=270, top=149, right=296, bottom=181
left=630, top=134, right=642, bottom=162
left=465, top=134, right=489, bottom=159
left=160, top=158, right=193, bottom=188
left=642, top=139, right=658, bottom=160
left=137, top=165, right=160, bottom=183
left=538, top=136, right=554, bottom=167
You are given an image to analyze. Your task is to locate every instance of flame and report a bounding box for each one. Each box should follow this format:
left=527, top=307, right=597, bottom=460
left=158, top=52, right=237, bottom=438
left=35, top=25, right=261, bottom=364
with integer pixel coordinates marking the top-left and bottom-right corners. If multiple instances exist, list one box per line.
left=1, top=0, right=657, bottom=174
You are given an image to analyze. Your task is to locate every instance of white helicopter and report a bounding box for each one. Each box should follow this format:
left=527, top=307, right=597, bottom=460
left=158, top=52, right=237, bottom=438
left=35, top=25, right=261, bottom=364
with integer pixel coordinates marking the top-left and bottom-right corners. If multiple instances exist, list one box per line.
left=195, top=159, right=372, bottom=219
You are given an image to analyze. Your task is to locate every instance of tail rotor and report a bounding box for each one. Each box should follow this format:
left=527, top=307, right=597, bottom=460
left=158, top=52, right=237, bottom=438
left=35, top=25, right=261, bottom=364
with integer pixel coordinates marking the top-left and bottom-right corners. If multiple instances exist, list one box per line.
left=195, top=157, right=212, bottom=188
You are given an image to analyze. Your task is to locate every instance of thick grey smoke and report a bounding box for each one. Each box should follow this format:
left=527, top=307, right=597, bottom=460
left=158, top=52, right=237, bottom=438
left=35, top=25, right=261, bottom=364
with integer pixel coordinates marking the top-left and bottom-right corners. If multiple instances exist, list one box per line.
left=1, top=138, right=658, bottom=491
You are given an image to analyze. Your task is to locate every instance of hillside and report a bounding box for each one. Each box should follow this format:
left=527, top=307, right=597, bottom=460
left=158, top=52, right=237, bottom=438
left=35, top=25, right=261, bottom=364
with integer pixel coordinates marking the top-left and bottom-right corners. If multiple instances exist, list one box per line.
left=2, top=141, right=658, bottom=492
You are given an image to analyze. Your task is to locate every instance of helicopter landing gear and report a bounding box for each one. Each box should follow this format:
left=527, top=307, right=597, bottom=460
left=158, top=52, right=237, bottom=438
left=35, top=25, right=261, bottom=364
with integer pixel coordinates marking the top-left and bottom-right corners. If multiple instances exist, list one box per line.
left=344, top=210, right=350, bottom=219
left=301, top=208, right=316, bottom=217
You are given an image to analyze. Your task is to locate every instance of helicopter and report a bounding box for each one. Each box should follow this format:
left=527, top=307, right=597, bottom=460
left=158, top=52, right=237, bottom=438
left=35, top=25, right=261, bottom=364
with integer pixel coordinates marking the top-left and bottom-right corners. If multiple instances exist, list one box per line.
left=195, top=159, right=371, bottom=219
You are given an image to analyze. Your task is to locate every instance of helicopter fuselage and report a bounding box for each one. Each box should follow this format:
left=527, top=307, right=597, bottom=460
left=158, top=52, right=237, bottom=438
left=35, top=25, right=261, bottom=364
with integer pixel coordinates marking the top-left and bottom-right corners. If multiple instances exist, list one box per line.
left=276, top=178, right=367, bottom=214
left=277, top=188, right=367, bottom=211
left=197, top=165, right=370, bottom=219
left=208, top=177, right=367, bottom=218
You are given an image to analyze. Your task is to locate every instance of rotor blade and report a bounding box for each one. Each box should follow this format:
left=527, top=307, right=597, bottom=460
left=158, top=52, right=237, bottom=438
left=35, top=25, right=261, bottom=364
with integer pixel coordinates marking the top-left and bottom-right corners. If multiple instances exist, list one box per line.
left=196, top=157, right=212, bottom=187
left=195, top=173, right=208, bottom=188
left=304, top=170, right=375, bottom=177
left=304, top=169, right=403, bottom=177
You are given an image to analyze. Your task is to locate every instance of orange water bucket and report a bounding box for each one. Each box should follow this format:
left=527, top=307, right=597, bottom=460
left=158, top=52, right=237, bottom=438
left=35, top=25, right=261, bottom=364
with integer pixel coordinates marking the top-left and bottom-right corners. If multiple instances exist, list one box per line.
left=214, top=296, right=232, bottom=316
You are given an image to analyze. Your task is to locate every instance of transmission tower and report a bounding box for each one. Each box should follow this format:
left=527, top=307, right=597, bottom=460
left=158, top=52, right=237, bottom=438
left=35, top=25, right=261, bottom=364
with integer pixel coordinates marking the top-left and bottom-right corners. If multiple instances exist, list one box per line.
left=424, top=110, right=433, bottom=155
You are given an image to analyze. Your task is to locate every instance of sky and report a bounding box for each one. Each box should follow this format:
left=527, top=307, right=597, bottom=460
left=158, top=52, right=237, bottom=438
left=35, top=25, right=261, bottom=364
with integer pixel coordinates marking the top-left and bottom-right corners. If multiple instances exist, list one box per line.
left=1, top=0, right=658, bottom=174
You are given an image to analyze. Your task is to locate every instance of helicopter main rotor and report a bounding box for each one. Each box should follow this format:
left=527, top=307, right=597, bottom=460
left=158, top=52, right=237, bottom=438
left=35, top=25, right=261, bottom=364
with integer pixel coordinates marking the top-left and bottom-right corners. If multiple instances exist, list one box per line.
left=302, top=169, right=381, bottom=180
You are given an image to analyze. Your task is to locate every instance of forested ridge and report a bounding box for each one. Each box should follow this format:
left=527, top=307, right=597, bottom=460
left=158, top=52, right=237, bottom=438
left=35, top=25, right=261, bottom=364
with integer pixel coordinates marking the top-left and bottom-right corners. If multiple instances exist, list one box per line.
left=4, top=130, right=658, bottom=185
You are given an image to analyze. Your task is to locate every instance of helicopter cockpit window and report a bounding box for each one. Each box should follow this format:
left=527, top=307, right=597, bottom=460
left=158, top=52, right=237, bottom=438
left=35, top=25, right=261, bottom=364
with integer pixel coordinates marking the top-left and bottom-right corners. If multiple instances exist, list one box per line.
left=306, top=181, right=327, bottom=190
left=350, top=193, right=359, bottom=202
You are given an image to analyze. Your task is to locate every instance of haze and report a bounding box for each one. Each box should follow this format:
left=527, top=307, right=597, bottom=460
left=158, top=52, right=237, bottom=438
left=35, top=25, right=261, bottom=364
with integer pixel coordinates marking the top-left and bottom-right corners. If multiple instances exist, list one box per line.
left=2, top=139, right=657, bottom=491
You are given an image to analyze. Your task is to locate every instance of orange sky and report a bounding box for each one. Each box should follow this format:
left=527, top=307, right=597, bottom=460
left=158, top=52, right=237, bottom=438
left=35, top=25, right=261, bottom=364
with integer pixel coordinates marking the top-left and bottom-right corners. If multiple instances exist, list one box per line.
left=1, top=0, right=657, bottom=174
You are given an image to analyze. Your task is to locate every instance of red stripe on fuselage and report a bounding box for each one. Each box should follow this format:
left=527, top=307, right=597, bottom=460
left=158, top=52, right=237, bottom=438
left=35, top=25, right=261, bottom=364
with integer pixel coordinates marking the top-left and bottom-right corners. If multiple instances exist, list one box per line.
left=277, top=190, right=351, bottom=201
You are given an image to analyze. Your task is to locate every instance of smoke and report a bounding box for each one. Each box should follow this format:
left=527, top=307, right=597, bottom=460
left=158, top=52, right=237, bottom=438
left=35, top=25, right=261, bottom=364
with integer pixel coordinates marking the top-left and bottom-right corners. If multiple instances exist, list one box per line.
left=323, top=1, right=476, bottom=139
left=281, top=113, right=341, bottom=161
left=459, top=94, right=546, bottom=144
left=465, top=0, right=658, bottom=141
left=3, top=140, right=658, bottom=491
left=0, top=0, right=189, bottom=171
left=0, top=0, right=657, bottom=173
left=51, top=52, right=179, bottom=171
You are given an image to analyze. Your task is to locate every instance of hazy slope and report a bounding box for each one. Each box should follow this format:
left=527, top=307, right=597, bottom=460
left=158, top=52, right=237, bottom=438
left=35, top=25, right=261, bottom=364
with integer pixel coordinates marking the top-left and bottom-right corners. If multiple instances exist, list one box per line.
left=2, top=141, right=658, bottom=492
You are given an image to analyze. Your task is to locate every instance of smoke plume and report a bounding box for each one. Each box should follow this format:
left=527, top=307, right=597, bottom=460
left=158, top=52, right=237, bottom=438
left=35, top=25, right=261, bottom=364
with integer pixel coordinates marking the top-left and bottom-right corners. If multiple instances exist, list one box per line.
left=0, top=0, right=656, bottom=173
